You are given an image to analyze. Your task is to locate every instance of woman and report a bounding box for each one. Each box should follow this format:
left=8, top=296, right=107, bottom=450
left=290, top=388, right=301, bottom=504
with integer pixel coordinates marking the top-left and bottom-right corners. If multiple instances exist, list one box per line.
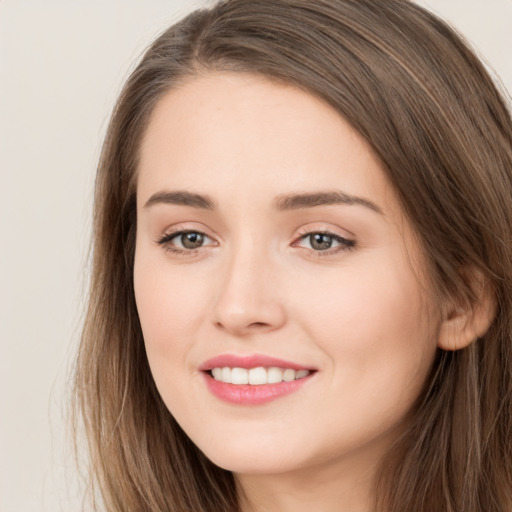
left=74, top=0, right=512, bottom=510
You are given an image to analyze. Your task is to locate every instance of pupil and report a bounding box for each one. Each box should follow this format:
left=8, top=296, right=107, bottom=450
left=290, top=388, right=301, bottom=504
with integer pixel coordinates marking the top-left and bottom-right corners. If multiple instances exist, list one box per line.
left=311, top=233, right=332, bottom=250
left=182, top=232, right=204, bottom=249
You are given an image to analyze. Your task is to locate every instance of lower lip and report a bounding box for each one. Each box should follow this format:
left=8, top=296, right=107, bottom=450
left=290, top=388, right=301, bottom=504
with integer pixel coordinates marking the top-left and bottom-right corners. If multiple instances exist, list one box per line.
left=202, top=372, right=313, bottom=405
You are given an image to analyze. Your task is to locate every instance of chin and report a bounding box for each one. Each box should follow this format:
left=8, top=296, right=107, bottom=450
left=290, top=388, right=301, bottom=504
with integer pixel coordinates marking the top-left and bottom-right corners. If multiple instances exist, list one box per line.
left=197, top=435, right=308, bottom=475
left=207, top=452, right=302, bottom=476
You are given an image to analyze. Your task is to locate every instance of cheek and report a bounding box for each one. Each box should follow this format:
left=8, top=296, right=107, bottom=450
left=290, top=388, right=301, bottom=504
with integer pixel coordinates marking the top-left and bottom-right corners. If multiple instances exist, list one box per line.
left=291, top=250, right=438, bottom=393
left=133, top=252, right=208, bottom=369
left=133, top=254, right=216, bottom=426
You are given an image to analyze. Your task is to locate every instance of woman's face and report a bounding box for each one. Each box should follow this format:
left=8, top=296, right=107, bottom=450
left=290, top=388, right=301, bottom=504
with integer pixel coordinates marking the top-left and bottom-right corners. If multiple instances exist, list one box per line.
left=134, top=72, right=441, bottom=477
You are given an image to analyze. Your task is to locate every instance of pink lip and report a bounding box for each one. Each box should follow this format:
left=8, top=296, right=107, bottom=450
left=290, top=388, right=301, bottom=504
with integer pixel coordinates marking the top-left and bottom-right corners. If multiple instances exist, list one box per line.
left=199, top=353, right=314, bottom=372
left=199, top=353, right=316, bottom=405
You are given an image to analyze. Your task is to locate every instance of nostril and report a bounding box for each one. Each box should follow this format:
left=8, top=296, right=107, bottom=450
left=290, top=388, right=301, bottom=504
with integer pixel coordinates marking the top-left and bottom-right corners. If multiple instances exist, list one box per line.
left=214, top=320, right=271, bottom=332
left=249, top=322, right=270, bottom=328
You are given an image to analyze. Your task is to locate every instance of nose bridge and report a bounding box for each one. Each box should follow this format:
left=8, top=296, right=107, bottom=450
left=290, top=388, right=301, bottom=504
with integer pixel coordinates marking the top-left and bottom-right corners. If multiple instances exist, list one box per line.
left=212, top=231, right=285, bottom=335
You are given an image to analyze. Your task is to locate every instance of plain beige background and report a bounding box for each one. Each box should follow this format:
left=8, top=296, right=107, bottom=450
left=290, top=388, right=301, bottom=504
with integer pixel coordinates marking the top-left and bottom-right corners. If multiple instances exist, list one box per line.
left=1, top=1, right=511, bottom=511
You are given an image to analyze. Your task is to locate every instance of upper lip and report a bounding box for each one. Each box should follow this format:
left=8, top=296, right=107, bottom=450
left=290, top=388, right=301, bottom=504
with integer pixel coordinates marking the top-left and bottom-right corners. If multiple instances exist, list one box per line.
left=199, top=353, right=315, bottom=372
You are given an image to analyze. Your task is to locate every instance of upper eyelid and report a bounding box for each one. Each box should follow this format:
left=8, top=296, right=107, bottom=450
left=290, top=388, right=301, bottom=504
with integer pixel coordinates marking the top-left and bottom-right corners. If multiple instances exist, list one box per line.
left=157, top=223, right=216, bottom=240
left=157, top=229, right=214, bottom=245
left=295, top=231, right=351, bottom=242
left=156, top=226, right=354, bottom=250
left=292, top=231, right=355, bottom=251
left=295, top=223, right=355, bottom=240
left=156, top=225, right=351, bottom=240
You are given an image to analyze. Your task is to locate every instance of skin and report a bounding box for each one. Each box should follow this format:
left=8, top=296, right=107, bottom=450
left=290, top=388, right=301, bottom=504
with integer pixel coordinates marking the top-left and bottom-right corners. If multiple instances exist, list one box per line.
left=134, top=72, right=444, bottom=512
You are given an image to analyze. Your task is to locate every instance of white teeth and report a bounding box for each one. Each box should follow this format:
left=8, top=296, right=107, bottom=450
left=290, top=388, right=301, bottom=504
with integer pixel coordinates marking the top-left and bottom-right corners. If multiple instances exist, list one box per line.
left=249, top=367, right=267, bottom=385
left=221, top=367, right=232, bottom=384
left=282, top=368, right=296, bottom=382
left=267, top=367, right=283, bottom=384
left=210, top=366, right=311, bottom=385
left=212, top=367, right=223, bottom=381
left=231, top=367, right=249, bottom=384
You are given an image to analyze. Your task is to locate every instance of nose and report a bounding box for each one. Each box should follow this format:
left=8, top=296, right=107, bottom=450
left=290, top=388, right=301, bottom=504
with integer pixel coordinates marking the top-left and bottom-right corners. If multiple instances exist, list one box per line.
left=212, top=241, right=286, bottom=337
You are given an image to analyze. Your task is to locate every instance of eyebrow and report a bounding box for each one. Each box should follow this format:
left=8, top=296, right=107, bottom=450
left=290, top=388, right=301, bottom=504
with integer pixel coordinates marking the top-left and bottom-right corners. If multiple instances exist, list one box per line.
left=273, top=190, right=383, bottom=214
left=144, top=190, right=215, bottom=210
left=143, top=189, right=383, bottom=215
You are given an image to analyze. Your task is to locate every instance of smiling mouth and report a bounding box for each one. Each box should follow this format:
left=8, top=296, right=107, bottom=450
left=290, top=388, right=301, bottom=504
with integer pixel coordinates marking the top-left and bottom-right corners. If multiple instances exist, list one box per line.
left=208, top=366, right=312, bottom=385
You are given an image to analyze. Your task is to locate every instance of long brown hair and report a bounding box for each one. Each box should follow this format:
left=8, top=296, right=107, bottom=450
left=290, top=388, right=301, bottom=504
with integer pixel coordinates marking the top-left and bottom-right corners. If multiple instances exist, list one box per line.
left=73, top=1, right=512, bottom=510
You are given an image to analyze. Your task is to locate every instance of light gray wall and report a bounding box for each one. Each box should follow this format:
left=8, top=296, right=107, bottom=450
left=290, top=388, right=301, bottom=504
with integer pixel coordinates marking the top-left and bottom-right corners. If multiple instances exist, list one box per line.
left=1, top=1, right=511, bottom=511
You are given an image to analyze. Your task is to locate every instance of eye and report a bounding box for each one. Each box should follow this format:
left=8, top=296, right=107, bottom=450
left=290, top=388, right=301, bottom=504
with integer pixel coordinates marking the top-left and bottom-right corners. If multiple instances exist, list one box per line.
left=174, top=231, right=207, bottom=250
left=294, top=231, right=355, bottom=255
left=157, top=230, right=216, bottom=255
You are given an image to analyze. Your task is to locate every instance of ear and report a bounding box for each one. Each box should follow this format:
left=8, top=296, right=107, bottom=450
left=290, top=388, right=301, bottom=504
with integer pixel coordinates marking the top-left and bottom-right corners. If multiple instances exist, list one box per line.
left=437, top=268, right=496, bottom=351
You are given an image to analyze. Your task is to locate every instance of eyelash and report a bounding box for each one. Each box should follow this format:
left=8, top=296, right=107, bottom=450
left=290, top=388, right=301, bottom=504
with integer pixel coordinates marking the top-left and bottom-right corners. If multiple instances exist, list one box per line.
left=156, top=230, right=216, bottom=257
left=293, top=228, right=356, bottom=257
left=156, top=229, right=356, bottom=258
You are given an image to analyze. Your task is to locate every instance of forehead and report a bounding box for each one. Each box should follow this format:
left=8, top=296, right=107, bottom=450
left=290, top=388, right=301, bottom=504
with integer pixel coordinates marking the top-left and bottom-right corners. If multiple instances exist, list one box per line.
left=137, top=72, right=397, bottom=216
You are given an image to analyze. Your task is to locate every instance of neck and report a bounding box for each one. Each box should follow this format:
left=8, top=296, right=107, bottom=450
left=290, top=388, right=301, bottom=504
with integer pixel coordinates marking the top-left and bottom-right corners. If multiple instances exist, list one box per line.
left=236, top=452, right=378, bottom=512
